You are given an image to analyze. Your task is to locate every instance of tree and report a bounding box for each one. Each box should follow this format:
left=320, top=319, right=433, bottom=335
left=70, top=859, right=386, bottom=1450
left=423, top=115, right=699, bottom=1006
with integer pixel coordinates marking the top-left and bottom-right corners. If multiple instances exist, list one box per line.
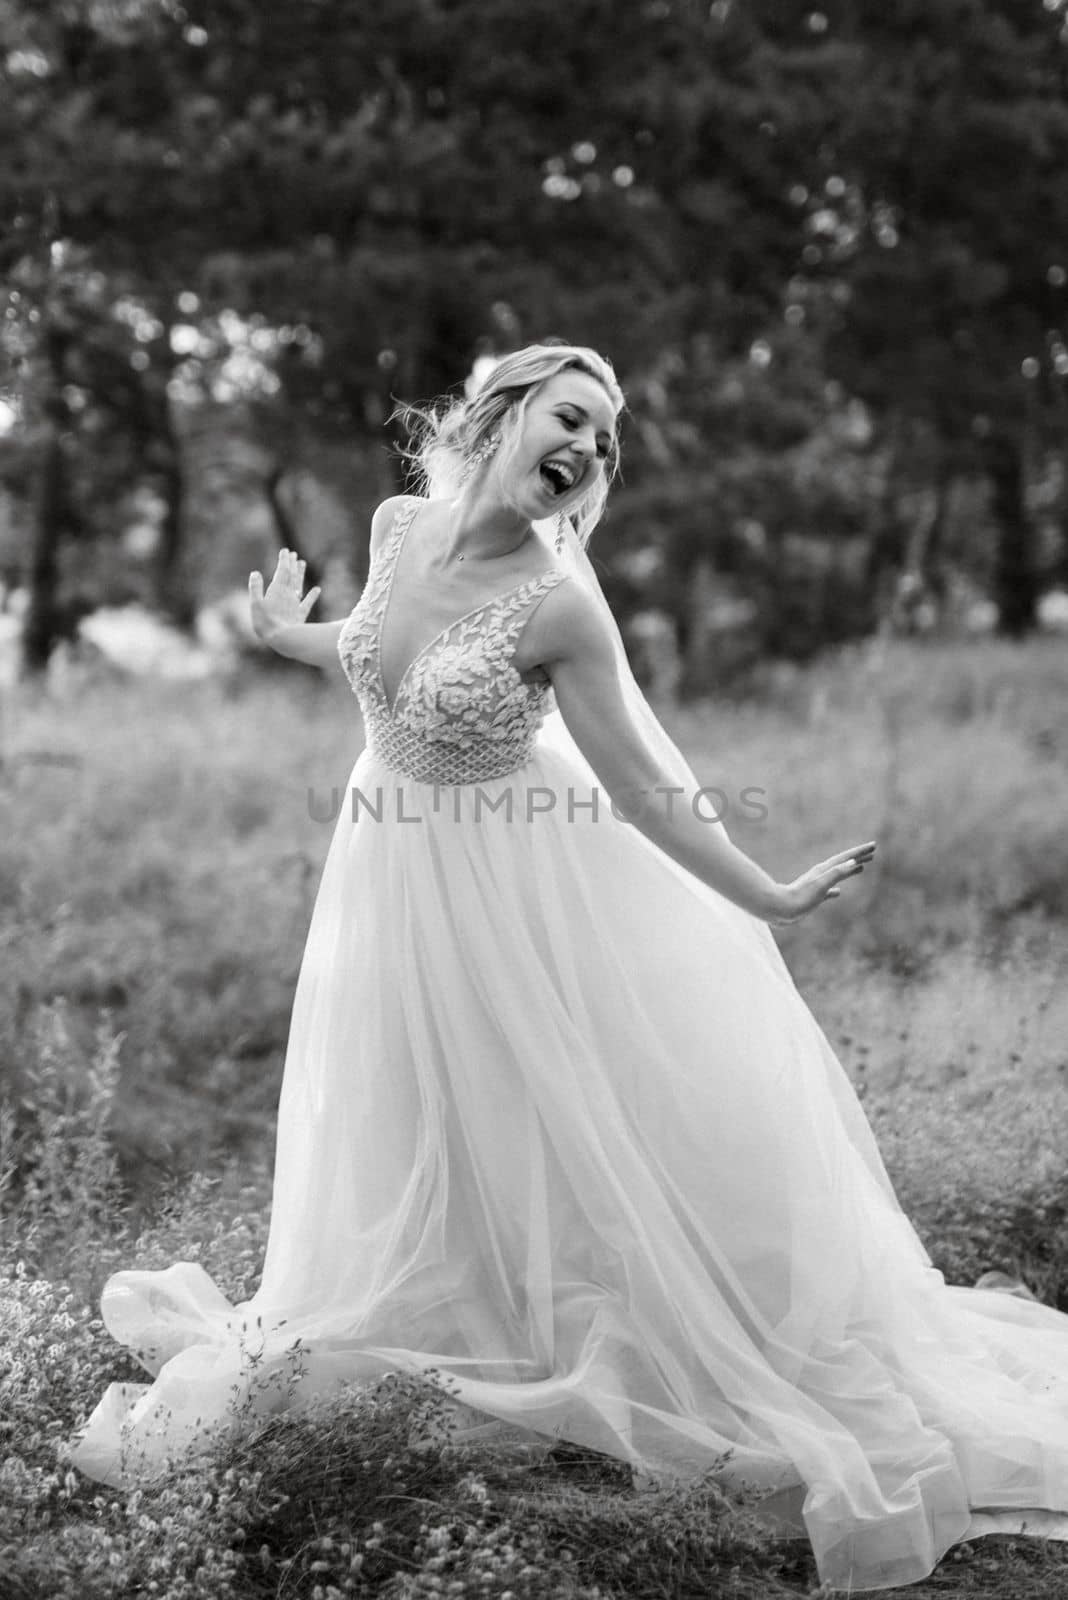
left=6, top=0, right=1062, bottom=674
left=779, top=0, right=1068, bottom=633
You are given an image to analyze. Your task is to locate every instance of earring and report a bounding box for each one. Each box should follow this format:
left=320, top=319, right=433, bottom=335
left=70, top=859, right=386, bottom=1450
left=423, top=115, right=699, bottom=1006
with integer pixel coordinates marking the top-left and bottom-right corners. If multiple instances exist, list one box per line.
left=460, top=429, right=501, bottom=483
left=555, top=512, right=569, bottom=555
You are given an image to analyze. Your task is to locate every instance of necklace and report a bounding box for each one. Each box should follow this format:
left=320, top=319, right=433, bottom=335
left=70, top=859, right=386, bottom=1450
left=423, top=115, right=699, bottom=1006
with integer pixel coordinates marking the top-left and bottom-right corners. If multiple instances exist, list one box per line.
left=458, top=516, right=569, bottom=558
left=448, top=501, right=532, bottom=563
left=453, top=514, right=570, bottom=560
left=455, top=542, right=526, bottom=560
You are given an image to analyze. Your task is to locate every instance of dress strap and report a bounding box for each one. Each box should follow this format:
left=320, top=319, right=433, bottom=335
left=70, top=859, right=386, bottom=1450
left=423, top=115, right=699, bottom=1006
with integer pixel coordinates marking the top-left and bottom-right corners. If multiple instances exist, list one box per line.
left=490, top=568, right=571, bottom=641
left=381, top=497, right=420, bottom=570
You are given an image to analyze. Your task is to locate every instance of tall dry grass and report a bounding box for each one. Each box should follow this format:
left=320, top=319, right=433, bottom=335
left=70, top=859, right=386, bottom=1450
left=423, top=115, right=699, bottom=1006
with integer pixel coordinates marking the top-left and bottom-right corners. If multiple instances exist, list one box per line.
left=1, top=632, right=1067, bottom=1597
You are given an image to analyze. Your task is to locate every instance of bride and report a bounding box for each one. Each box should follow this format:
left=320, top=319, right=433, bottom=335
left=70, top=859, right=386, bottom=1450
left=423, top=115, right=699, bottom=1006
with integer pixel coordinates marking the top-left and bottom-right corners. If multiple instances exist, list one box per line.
left=72, top=343, right=1068, bottom=1592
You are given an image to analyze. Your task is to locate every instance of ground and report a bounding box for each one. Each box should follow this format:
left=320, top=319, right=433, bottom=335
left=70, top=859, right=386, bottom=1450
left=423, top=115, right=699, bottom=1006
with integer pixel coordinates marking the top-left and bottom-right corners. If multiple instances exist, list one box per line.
left=2, top=631, right=1067, bottom=1597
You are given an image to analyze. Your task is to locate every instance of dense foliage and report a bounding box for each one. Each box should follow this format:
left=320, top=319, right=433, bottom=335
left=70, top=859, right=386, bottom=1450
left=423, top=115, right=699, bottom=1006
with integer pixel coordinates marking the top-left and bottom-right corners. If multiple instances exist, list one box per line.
left=1, top=0, right=1066, bottom=681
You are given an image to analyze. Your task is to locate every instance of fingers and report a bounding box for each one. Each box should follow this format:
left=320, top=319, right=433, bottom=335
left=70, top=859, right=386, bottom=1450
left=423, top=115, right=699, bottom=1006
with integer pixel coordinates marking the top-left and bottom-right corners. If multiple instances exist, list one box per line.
left=299, top=586, right=322, bottom=618
left=839, top=856, right=867, bottom=876
left=810, top=845, right=876, bottom=883
left=249, top=571, right=263, bottom=598
left=276, top=548, right=310, bottom=592
left=828, top=861, right=866, bottom=892
left=823, top=842, right=877, bottom=868
left=816, top=845, right=876, bottom=907
left=785, top=832, right=879, bottom=922
left=809, top=860, right=861, bottom=892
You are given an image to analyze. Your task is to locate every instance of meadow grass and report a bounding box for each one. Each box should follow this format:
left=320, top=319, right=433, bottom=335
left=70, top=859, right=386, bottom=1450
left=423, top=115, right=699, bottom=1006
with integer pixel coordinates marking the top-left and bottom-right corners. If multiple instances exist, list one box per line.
left=1, top=632, right=1067, bottom=1597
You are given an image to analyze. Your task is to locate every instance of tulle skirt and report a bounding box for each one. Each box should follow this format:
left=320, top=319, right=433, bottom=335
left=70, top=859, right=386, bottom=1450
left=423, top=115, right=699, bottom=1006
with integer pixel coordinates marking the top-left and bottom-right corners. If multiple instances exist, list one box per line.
left=72, top=740, right=1068, bottom=1591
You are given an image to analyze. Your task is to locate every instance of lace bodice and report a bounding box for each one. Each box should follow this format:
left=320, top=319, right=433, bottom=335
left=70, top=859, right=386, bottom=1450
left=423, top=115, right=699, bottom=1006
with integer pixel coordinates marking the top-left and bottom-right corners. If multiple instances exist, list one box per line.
left=338, top=498, right=570, bottom=785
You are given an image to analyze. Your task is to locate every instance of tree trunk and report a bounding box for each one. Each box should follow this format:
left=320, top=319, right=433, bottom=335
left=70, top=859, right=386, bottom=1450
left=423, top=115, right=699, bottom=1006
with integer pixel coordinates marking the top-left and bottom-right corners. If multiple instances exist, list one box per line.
left=1060, top=435, right=1068, bottom=587
left=22, top=329, right=70, bottom=674
left=266, top=466, right=322, bottom=596
left=863, top=420, right=910, bottom=625
left=918, top=468, right=953, bottom=613
left=156, top=440, right=192, bottom=625
left=984, top=430, right=1039, bottom=637
left=1050, top=373, right=1068, bottom=586
left=678, top=555, right=715, bottom=698
left=150, top=376, right=195, bottom=629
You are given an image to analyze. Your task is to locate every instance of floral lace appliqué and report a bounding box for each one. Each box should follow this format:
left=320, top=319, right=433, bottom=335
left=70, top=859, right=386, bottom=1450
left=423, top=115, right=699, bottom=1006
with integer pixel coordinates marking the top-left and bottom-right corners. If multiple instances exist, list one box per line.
left=338, top=499, right=570, bottom=785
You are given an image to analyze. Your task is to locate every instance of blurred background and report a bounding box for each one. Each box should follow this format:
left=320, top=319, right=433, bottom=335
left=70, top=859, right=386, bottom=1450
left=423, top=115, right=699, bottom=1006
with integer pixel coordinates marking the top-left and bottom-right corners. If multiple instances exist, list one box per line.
left=1, top=0, right=1068, bottom=1279
left=2, top=0, right=1068, bottom=690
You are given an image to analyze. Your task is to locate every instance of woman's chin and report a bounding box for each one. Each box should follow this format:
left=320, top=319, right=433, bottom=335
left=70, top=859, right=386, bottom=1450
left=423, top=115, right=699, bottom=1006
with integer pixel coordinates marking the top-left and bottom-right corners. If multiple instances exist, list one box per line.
left=537, top=487, right=579, bottom=519
left=508, top=475, right=578, bottom=527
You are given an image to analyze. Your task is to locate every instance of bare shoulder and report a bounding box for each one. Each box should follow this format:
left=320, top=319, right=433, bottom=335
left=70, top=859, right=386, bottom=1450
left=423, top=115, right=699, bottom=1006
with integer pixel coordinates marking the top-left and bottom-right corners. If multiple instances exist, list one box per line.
left=526, top=573, right=617, bottom=669
left=368, top=494, right=421, bottom=561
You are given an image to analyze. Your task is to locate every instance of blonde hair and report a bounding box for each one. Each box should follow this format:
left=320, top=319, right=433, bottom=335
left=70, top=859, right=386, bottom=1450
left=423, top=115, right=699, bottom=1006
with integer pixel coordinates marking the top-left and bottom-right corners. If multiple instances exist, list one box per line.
left=398, top=342, right=625, bottom=547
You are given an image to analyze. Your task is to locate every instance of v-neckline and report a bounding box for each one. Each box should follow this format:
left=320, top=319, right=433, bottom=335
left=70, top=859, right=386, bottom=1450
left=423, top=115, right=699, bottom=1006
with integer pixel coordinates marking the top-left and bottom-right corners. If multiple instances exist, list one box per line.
left=376, top=500, right=559, bottom=717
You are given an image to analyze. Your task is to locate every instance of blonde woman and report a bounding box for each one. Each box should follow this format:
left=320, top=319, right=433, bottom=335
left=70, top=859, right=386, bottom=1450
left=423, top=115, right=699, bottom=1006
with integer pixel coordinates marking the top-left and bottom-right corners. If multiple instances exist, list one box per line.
left=75, top=344, right=1068, bottom=1592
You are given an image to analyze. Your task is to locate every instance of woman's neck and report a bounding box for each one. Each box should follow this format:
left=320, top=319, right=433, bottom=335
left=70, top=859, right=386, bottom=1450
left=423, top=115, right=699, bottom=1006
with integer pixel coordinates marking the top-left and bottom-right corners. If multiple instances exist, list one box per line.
left=438, top=484, right=534, bottom=566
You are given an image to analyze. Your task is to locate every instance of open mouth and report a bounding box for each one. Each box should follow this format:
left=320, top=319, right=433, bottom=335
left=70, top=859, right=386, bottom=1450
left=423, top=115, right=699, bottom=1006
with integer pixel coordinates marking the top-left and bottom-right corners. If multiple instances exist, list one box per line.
left=539, top=458, right=581, bottom=497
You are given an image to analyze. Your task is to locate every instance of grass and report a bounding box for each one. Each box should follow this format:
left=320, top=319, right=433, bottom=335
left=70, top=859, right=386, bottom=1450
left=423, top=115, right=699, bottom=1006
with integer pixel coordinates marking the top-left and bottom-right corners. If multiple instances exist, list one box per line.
left=1, top=632, right=1068, bottom=1597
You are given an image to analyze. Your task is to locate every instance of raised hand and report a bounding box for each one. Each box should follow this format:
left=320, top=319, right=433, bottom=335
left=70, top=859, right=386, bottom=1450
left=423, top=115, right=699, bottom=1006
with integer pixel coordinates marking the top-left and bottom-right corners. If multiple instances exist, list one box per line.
left=773, top=841, right=877, bottom=924
left=248, top=548, right=322, bottom=642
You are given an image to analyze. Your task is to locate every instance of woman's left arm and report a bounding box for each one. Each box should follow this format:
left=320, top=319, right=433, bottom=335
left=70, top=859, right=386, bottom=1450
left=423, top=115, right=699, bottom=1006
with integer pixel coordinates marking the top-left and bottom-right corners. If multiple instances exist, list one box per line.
left=529, top=581, right=874, bottom=924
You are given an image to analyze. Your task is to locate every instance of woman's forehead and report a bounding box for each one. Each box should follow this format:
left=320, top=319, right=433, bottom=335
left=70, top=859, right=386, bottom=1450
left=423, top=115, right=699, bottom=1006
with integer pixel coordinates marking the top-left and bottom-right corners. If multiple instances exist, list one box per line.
left=537, top=371, right=619, bottom=429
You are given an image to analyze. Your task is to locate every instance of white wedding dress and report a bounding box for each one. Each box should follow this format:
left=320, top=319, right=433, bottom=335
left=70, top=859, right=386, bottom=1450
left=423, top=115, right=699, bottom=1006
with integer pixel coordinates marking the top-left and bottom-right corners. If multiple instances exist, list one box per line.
left=73, top=496, right=1068, bottom=1592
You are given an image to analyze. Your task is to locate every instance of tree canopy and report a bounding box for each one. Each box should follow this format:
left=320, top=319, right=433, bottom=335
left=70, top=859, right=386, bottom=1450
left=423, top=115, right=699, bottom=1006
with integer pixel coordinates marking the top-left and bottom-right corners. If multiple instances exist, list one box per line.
left=2, top=0, right=1066, bottom=679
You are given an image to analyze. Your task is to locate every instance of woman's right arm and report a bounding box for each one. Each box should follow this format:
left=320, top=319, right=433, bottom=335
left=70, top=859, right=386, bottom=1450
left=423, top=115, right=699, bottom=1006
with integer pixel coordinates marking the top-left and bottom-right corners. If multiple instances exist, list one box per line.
left=248, top=549, right=340, bottom=667
left=536, top=582, right=875, bottom=925
left=248, top=497, right=409, bottom=669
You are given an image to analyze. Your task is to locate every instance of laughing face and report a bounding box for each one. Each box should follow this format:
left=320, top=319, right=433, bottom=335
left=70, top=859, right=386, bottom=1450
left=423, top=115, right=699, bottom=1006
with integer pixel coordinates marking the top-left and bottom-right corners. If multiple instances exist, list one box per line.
left=498, top=370, right=619, bottom=522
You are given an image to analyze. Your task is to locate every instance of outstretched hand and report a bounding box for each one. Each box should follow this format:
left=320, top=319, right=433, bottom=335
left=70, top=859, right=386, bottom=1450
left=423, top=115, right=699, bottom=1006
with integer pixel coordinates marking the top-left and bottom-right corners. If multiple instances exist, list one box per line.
left=248, top=548, right=322, bottom=641
left=772, top=841, right=877, bottom=924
